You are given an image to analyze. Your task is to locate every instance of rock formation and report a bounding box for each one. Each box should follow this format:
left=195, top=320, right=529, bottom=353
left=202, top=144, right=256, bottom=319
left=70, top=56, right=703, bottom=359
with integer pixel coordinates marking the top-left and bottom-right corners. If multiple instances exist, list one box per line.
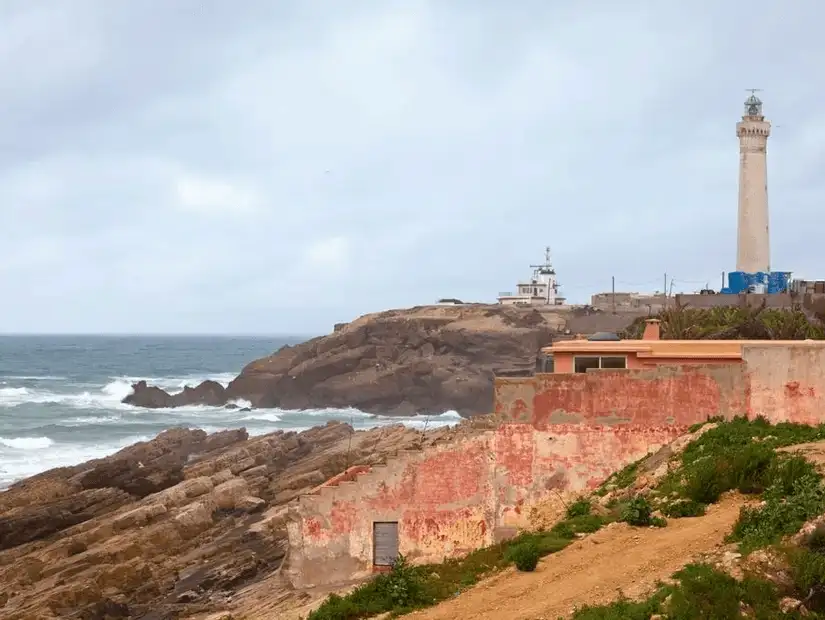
left=0, top=419, right=492, bottom=619
left=124, top=304, right=563, bottom=416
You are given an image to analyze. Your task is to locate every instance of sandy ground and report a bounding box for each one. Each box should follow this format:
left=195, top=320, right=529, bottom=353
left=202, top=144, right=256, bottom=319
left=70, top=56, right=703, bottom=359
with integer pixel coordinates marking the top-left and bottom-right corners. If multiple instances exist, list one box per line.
left=405, top=495, right=745, bottom=620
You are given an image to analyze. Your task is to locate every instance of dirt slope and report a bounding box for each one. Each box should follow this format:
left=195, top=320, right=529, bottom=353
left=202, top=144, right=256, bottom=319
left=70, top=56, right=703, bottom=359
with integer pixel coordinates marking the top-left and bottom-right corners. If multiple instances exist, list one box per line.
left=407, top=495, right=746, bottom=620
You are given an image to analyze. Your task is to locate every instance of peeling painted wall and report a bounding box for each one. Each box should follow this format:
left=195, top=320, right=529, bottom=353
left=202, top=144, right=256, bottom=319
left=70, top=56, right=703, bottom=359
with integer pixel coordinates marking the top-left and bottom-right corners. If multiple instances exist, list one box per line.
left=496, top=364, right=749, bottom=428
left=744, top=345, right=825, bottom=425
left=286, top=437, right=496, bottom=588
left=288, top=353, right=825, bottom=589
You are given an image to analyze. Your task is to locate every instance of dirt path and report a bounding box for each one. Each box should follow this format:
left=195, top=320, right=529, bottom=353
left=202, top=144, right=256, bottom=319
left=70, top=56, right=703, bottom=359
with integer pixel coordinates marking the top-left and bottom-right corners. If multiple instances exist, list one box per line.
left=407, top=496, right=745, bottom=620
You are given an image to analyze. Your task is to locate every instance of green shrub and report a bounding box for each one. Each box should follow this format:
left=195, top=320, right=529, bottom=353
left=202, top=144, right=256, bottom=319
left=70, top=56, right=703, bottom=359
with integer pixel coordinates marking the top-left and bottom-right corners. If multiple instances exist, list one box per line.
left=662, top=499, right=706, bottom=518
left=729, top=473, right=825, bottom=553
left=571, top=595, right=663, bottom=620
left=566, top=497, right=592, bottom=518
left=666, top=563, right=780, bottom=619
left=552, top=514, right=605, bottom=539
left=505, top=540, right=540, bottom=572
left=682, top=457, right=729, bottom=504
left=620, top=496, right=665, bottom=527
left=788, top=547, right=825, bottom=612
left=308, top=555, right=430, bottom=620
left=572, top=563, right=784, bottom=619
left=770, top=455, right=820, bottom=497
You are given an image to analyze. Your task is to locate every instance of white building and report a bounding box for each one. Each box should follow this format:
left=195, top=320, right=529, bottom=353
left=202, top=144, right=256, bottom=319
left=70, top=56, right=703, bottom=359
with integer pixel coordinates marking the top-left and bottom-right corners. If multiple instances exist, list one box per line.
left=497, top=247, right=566, bottom=306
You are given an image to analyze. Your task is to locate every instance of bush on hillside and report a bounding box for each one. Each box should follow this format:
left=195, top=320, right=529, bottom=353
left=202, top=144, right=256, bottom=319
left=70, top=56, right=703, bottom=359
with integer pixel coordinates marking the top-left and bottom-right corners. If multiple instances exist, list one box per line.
left=729, top=473, right=825, bottom=553
left=308, top=555, right=430, bottom=620
left=572, top=563, right=785, bottom=619
left=620, top=496, right=665, bottom=528
left=566, top=497, right=592, bottom=518
left=661, top=499, right=706, bottom=518
left=506, top=540, right=540, bottom=572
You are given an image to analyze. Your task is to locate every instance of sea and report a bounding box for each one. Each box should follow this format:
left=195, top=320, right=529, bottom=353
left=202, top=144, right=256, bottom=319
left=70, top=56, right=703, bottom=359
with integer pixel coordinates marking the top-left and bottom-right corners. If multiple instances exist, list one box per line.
left=0, top=335, right=461, bottom=489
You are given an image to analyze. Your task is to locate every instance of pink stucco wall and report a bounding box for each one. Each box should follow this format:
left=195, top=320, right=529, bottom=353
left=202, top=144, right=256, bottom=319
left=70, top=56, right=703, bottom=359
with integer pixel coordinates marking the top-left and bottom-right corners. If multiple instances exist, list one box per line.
left=287, top=351, right=825, bottom=589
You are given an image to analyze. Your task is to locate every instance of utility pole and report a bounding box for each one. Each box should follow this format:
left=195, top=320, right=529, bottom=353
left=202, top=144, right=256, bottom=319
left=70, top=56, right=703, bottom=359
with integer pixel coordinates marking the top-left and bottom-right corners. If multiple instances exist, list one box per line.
left=663, top=272, right=668, bottom=310
left=611, top=276, right=616, bottom=314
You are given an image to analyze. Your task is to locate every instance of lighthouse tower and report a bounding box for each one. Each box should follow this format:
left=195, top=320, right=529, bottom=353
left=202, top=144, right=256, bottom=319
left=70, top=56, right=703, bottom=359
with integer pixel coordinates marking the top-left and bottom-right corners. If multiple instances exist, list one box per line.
left=735, top=91, right=771, bottom=274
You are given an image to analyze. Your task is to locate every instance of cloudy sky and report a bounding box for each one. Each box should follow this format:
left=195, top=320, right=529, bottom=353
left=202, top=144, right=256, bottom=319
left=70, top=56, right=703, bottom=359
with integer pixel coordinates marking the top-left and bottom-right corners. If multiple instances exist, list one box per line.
left=1, top=1, right=822, bottom=334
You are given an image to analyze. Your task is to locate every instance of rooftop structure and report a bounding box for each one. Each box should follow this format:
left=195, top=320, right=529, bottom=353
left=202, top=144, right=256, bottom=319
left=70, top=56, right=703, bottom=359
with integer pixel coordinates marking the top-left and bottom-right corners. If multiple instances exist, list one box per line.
left=497, top=247, right=566, bottom=306
left=539, top=318, right=825, bottom=373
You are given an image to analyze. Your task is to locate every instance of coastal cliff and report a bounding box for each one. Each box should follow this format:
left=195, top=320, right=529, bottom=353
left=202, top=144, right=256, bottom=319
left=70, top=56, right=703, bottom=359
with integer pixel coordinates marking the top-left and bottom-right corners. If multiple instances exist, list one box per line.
left=123, top=304, right=563, bottom=416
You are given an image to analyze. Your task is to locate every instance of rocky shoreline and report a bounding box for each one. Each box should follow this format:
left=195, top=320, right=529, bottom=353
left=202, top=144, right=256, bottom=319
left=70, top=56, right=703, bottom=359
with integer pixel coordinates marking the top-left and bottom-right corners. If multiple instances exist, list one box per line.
left=122, top=304, right=562, bottom=416
left=0, top=418, right=493, bottom=619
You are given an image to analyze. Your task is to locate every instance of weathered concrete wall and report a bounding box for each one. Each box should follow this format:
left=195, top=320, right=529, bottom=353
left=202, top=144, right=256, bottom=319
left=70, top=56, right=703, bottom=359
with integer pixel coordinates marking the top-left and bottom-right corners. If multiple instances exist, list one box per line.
left=492, top=422, right=683, bottom=531
left=289, top=354, right=825, bottom=589
left=745, top=344, right=825, bottom=425
left=495, top=365, right=749, bottom=429
left=286, top=435, right=495, bottom=588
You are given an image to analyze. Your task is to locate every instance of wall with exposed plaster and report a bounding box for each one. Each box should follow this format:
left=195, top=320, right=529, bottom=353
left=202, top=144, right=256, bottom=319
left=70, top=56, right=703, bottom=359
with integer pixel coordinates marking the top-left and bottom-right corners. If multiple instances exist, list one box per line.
left=744, top=344, right=825, bottom=425
left=287, top=353, right=825, bottom=589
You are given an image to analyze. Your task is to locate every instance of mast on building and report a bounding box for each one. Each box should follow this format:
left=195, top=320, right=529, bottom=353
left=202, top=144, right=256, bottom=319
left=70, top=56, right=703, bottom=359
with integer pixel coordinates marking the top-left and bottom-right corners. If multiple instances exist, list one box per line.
left=497, top=247, right=565, bottom=306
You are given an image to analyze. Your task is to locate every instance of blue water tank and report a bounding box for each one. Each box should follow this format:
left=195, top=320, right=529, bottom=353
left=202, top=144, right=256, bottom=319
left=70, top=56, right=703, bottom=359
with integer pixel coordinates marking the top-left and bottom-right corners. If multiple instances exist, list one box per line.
left=768, top=271, right=792, bottom=294
left=723, top=271, right=771, bottom=294
left=722, top=271, right=790, bottom=294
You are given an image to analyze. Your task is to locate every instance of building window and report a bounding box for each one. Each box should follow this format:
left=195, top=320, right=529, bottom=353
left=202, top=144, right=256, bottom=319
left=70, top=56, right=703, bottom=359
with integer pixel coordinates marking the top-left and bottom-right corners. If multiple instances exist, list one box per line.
left=574, top=356, right=627, bottom=373
left=373, top=521, right=399, bottom=566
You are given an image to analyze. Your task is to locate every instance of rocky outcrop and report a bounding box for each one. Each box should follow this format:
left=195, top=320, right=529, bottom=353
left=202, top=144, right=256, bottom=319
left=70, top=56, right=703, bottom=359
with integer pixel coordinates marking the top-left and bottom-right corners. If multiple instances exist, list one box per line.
left=0, top=419, right=490, bottom=619
left=123, top=304, right=562, bottom=416
left=123, top=379, right=228, bottom=409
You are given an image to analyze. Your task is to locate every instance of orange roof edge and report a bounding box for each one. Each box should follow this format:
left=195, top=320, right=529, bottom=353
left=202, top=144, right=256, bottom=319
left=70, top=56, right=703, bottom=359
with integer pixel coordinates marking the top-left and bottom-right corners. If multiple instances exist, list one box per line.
left=542, top=339, right=825, bottom=359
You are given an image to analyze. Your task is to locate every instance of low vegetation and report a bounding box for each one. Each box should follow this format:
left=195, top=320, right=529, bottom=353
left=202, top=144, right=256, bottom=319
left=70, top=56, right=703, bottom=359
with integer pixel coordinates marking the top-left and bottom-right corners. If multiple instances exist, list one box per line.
left=572, top=417, right=825, bottom=618
left=310, top=417, right=825, bottom=619
left=620, top=303, right=825, bottom=340
left=572, top=562, right=807, bottom=619
left=645, top=416, right=825, bottom=554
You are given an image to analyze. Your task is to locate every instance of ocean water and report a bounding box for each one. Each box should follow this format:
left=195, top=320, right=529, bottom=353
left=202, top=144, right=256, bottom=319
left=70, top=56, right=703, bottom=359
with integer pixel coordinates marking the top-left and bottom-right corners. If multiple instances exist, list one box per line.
left=0, top=335, right=461, bottom=489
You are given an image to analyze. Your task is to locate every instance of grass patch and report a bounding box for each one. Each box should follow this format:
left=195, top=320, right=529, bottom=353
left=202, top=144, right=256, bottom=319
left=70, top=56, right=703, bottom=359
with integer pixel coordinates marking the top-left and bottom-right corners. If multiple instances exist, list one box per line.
left=575, top=418, right=825, bottom=619
left=572, top=563, right=795, bottom=620
left=595, top=459, right=643, bottom=496
left=728, top=471, right=825, bottom=554
left=649, top=417, right=825, bottom=545
left=308, top=510, right=612, bottom=619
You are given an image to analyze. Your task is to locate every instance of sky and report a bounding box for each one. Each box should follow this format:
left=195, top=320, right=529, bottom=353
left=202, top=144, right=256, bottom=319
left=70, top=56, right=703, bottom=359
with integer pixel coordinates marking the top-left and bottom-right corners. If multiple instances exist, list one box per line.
left=1, top=0, right=823, bottom=335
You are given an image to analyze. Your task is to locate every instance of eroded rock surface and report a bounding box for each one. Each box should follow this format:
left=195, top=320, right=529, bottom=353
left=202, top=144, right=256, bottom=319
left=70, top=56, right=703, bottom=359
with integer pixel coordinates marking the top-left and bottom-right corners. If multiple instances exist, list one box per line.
left=0, top=418, right=490, bottom=620
left=123, top=304, right=561, bottom=415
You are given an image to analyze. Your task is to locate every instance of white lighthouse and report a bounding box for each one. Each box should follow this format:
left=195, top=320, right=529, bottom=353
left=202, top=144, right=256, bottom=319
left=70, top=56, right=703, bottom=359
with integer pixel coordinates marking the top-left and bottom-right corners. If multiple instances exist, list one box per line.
left=735, top=90, right=771, bottom=274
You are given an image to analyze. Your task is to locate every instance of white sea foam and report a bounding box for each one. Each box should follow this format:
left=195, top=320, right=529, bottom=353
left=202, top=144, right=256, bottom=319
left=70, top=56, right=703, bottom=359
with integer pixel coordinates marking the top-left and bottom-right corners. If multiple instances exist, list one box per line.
left=0, top=435, right=150, bottom=489
left=2, top=375, right=67, bottom=381
left=0, top=436, right=55, bottom=450
left=0, top=375, right=235, bottom=411
left=243, top=412, right=282, bottom=423
left=0, top=370, right=464, bottom=488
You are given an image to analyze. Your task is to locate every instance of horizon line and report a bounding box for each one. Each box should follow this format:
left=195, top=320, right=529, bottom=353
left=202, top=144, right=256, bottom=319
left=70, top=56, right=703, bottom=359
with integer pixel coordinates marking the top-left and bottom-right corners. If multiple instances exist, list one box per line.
left=0, top=332, right=320, bottom=338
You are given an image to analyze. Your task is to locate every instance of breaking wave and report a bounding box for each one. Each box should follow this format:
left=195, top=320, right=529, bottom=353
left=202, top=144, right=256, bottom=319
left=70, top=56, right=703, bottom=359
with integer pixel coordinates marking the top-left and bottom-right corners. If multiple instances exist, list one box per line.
left=0, top=371, right=463, bottom=489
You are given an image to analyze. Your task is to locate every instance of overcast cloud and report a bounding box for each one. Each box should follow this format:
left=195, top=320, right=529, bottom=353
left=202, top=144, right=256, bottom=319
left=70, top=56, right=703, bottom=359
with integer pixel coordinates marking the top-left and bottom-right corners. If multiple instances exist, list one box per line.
left=0, top=0, right=822, bottom=334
